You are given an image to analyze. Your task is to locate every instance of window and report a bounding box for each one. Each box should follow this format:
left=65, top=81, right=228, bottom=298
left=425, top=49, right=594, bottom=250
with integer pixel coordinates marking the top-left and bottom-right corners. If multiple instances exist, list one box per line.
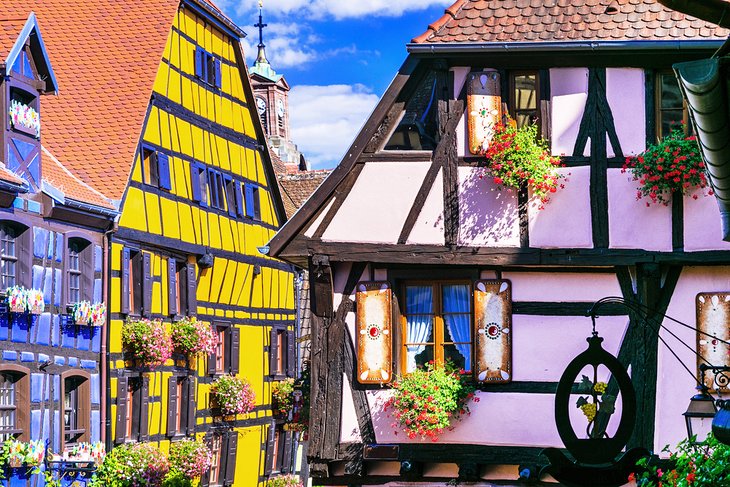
left=121, top=249, right=144, bottom=316
left=201, top=432, right=238, bottom=487
left=191, top=163, right=209, bottom=207
left=509, top=71, right=539, bottom=130
left=140, top=146, right=171, bottom=190
left=269, top=328, right=294, bottom=378
left=401, top=282, right=472, bottom=374
left=209, top=435, right=222, bottom=485
left=384, top=71, right=439, bottom=151
left=0, top=225, right=17, bottom=289
left=194, top=47, right=221, bottom=89
left=67, top=237, right=93, bottom=305
left=657, top=71, right=691, bottom=139
left=243, top=184, right=261, bottom=221
left=115, top=376, right=149, bottom=443
left=0, top=365, right=29, bottom=441
left=208, top=323, right=240, bottom=376
left=208, top=170, right=225, bottom=210
left=224, top=176, right=242, bottom=218
left=167, top=376, right=195, bottom=437
left=264, top=422, right=292, bottom=475
left=62, top=372, right=90, bottom=448
left=68, top=244, right=80, bottom=303
left=168, top=260, right=196, bottom=317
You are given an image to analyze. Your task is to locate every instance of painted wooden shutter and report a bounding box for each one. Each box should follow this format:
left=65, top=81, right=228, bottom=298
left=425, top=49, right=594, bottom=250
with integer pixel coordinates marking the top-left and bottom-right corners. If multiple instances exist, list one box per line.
left=281, top=432, right=293, bottom=473
left=158, top=152, right=172, bottom=190
left=166, top=376, right=178, bottom=436
left=253, top=186, right=261, bottom=220
left=81, top=244, right=94, bottom=302
left=200, top=435, right=211, bottom=486
left=142, top=253, right=152, bottom=317
left=264, top=421, right=275, bottom=475
left=168, top=258, right=177, bottom=316
left=214, top=59, right=222, bottom=89
left=269, top=328, right=278, bottom=377
left=121, top=248, right=130, bottom=314
left=229, top=327, right=240, bottom=374
left=186, top=378, right=196, bottom=435
left=235, top=182, right=244, bottom=217
left=208, top=169, right=218, bottom=208
left=139, top=376, right=150, bottom=441
left=195, top=47, right=204, bottom=79
left=286, top=330, right=296, bottom=378
left=355, top=282, right=393, bottom=384
left=466, top=70, right=502, bottom=155
left=186, top=263, right=197, bottom=315
left=473, top=280, right=512, bottom=383
left=17, top=228, right=32, bottom=289
left=114, top=376, right=128, bottom=444
left=207, top=327, right=217, bottom=375
left=224, top=431, right=238, bottom=485
left=224, top=176, right=236, bottom=217
left=191, top=163, right=202, bottom=203
left=244, top=184, right=255, bottom=218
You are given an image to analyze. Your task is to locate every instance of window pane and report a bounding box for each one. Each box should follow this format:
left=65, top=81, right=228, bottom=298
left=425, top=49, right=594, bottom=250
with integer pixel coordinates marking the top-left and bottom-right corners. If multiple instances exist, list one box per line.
left=443, top=344, right=470, bottom=372
left=660, top=74, right=683, bottom=109
left=405, top=286, right=433, bottom=315
left=514, top=74, right=537, bottom=110
left=405, top=344, right=433, bottom=373
left=384, top=72, right=439, bottom=151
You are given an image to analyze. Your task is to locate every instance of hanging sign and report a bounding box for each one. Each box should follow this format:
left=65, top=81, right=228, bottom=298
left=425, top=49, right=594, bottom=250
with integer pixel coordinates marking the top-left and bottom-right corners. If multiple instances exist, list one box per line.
left=473, top=280, right=512, bottom=383
left=697, top=293, right=730, bottom=392
left=356, top=282, right=392, bottom=384
left=467, top=70, right=503, bottom=155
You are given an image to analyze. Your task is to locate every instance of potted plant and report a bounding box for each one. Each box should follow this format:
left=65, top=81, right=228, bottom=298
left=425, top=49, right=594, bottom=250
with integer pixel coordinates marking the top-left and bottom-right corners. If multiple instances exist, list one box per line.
left=622, top=126, right=711, bottom=206
left=383, top=360, right=478, bottom=442
left=89, top=442, right=169, bottom=487
left=171, top=316, right=217, bottom=356
left=210, top=375, right=256, bottom=416
left=122, top=318, right=173, bottom=369
left=272, top=378, right=294, bottom=419
left=167, top=438, right=212, bottom=481
left=266, top=474, right=304, bottom=487
left=483, top=117, right=566, bottom=209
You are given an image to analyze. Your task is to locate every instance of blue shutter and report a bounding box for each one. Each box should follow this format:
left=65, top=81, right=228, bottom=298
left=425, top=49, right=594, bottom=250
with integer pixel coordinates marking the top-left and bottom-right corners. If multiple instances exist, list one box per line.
left=244, top=184, right=255, bottom=218
left=194, top=47, right=204, bottom=79
left=235, top=182, right=244, bottom=217
left=224, top=176, right=235, bottom=217
left=208, top=169, right=218, bottom=208
left=214, top=59, right=222, bottom=89
left=190, top=163, right=201, bottom=202
left=158, top=153, right=172, bottom=190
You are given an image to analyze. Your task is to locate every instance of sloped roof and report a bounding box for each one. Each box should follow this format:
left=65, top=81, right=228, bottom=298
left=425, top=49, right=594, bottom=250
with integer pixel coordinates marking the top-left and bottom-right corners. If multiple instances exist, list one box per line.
left=411, top=0, right=729, bottom=44
left=0, top=18, right=26, bottom=62
left=0, top=165, right=27, bottom=187
left=41, top=147, right=115, bottom=210
left=277, top=170, right=331, bottom=219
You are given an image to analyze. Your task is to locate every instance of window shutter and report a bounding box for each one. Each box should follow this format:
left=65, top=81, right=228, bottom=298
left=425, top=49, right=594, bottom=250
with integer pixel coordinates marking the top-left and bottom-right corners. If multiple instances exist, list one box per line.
left=121, top=248, right=130, bottom=314
left=281, top=431, right=293, bottom=473
left=286, top=330, right=296, bottom=378
left=199, top=169, right=209, bottom=208
left=207, top=325, right=217, bottom=375
left=158, top=153, right=172, bottom=190
left=224, top=431, right=238, bottom=485
left=200, top=435, right=211, bottom=487
left=142, top=253, right=152, bottom=317
left=139, top=376, right=150, bottom=441
left=473, top=280, right=512, bottom=384
left=186, top=378, right=196, bottom=435
left=186, top=263, right=197, bottom=315
left=207, top=169, right=217, bottom=208
left=114, top=377, right=128, bottom=444
left=264, top=422, right=275, bottom=475
left=195, top=47, right=204, bottom=79
left=214, top=59, right=222, bottom=89
left=191, top=163, right=202, bottom=203
left=253, top=186, right=261, bottom=220
left=17, top=228, right=32, bottom=289
left=81, top=245, right=94, bottom=302
left=168, top=258, right=177, bottom=316
left=229, top=327, right=240, bottom=374
left=224, top=176, right=236, bottom=217
left=166, top=376, right=178, bottom=437
left=244, top=184, right=255, bottom=218
left=269, top=328, right=278, bottom=377
left=235, top=182, right=244, bottom=217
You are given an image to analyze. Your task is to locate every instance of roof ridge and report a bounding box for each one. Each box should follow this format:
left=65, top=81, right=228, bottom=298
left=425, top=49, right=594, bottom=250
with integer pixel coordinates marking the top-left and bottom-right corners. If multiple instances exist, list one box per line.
left=41, top=146, right=114, bottom=204
left=411, top=0, right=468, bottom=44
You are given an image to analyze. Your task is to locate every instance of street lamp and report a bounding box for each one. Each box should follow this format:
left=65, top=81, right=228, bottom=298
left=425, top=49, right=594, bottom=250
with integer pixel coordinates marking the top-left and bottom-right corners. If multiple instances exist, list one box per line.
left=683, top=384, right=717, bottom=444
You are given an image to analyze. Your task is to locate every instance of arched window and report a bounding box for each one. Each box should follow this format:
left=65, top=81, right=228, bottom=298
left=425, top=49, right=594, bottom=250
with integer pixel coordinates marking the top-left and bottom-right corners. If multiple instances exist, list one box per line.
left=61, top=370, right=90, bottom=448
left=0, top=364, right=29, bottom=441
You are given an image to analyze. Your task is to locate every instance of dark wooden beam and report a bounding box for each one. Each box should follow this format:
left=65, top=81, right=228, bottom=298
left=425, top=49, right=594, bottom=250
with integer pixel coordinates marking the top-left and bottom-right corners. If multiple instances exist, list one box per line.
left=513, top=301, right=627, bottom=316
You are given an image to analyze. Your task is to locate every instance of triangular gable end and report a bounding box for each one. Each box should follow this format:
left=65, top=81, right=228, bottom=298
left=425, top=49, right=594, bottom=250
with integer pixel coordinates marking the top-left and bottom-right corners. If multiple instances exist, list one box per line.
left=4, top=13, right=58, bottom=94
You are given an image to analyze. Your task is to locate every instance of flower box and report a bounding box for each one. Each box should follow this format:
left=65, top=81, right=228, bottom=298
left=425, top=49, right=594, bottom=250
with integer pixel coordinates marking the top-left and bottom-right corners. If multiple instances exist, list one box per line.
left=8, top=100, right=40, bottom=138
left=122, top=318, right=172, bottom=369
left=5, top=286, right=44, bottom=315
left=70, top=301, right=106, bottom=327
left=171, top=316, right=217, bottom=356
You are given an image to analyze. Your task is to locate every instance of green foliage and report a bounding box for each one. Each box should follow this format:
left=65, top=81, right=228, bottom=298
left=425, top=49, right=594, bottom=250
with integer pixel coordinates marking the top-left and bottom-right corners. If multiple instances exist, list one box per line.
left=272, top=378, right=295, bottom=416
left=89, top=442, right=170, bottom=487
left=631, top=434, right=730, bottom=486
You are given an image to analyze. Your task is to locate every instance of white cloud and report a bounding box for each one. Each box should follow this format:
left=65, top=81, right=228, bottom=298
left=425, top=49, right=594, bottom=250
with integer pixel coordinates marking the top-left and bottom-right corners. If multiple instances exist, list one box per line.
left=288, top=84, right=380, bottom=168
left=233, top=0, right=450, bottom=20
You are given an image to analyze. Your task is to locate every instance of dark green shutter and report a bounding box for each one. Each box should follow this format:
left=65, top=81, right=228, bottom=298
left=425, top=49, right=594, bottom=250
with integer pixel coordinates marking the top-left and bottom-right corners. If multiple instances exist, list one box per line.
left=139, top=377, right=150, bottom=441
left=142, top=253, right=152, bottom=317
left=229, top=327, right=240, bottom=374
left=224, top=431, right=238, bottom=485
left=166, top=376, right=178, bottom=437
left=286, top=330, right=296, bottom=378
left=186, top=378, right=196, bottom=435
left=168, top=258, right=177, bottom=316
left=186, top=263, right=197, bottom=315
left=121, top=248, right=130, bottom=314
left=269, top=328, right=278, bottom=377
left=114, top=377, right=128, bottom=444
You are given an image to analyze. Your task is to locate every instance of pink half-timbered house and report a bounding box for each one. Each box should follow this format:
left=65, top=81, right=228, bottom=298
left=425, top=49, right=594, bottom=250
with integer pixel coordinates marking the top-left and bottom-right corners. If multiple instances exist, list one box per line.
left=269, top=1, right=730, bottom=485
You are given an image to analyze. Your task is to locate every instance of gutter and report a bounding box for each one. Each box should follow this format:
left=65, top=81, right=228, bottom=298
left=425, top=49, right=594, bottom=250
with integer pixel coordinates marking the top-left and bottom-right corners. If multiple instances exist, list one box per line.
left=64, top=198, right=119, bottom=218
left=0, top=179, right=28, bottom=194
left=407, top=40, right=726, bottom=54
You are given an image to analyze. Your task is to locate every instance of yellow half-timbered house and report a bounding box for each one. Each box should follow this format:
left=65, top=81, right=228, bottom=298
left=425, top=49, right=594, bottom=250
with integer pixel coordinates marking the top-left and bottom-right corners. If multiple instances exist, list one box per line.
left=6, top=1, right=297, bottom=485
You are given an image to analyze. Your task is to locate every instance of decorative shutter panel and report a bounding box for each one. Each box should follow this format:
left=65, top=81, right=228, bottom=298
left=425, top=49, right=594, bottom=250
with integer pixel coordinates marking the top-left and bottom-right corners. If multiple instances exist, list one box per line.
left=168, top=258, right=177, bottom=316
left=142, top=253, right=152, bottom=317
left=114, top=377, right=128, bottom=444
left=214, top=59, right=222, bottom=89
left=253, top=187, right=261, bottom=220
left=281, top=431, right=293, bottom=473
left=269, top=328, right=278, bottom=377
left=195, top=48, right=204, bottom=79
left=158, top=153, right=172, bottom=190
left=166, top=376, right=178, bottom=436
left=224, top=431, right=238, bottom=485
left=207, top=325, right=217, bottom=375
left=355, top=282, right=393, bottom=384
left=81, top=245, right=94, bottom=302
left=121, top=248, right=130, bottom=314
left=191, top=163, right=202, bottom=203
left=286, top=330, right=296, bottom=378
left=139, top=377, right=150, bottom=441
left=234, top=182, right=244, bottom=217
left=264, top=421, right=275, bottom=475
left=473, top=280, right=512, bottom=384
left=186, top=378, right=196, bottom=435
left=229, top=327, right=240, bottom=374
left=244, top=184, right=255, bottom=218
left=186, top=263, right=197, bottom=315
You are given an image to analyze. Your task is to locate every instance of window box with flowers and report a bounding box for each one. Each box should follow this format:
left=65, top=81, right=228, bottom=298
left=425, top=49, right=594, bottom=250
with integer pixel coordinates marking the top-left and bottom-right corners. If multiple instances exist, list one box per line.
left=5, top=286, right=44, bottom=315
left=622, top=127, right=711, bottom=205
left=266, top=474, right=304, bottom=487
left=89, top=442, right=169, bottom=487
left=122, top=318, right=173, bottom=369
left=69, top=301, right=106, bottom=327
left=171, top=317, right=217, bottom=356
left=271, top=378, right=294, bottom=419
left=8, top=99, right=40, bottom=138
left=0, top=440, right=45, bottom=480
left=383, top=361, right=478, bottom=442
left=56, top=441, right=105, bottom=465
left=210, top=374, right=255, bottom=417
left=482, top=117, right=566, bottom=209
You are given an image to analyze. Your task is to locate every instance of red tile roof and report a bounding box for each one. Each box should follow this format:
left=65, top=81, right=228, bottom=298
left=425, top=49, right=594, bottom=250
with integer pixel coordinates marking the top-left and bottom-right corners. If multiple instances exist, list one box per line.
left=41, top=147, right=115, bottom=209
left=278, top=170, right=331, bottom=219
left=0, top=165, right=26, bottom=187
left=0, top=18, right=26, bottom=63
left=412, top=0, right=729, bottom=44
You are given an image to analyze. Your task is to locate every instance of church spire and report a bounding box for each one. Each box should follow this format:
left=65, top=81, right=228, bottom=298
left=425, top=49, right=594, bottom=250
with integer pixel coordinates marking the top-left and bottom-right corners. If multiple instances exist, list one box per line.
left=254, top=0, right=269, bottom=67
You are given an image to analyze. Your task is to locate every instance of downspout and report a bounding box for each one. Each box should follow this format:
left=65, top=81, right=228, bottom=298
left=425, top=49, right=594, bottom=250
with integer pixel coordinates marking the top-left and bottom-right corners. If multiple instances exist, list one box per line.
left=101, top=221, right=117, bottom=448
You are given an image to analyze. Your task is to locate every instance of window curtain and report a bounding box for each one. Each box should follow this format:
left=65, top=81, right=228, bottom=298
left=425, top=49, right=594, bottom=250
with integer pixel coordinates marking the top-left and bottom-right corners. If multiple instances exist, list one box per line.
left=443, top=284, right=471, bottom=369
left=405, top=286, right=433, bottom=372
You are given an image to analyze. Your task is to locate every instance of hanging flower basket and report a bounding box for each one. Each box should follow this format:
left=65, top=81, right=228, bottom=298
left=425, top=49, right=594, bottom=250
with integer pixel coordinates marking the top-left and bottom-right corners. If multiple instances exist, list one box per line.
left=210, top=375, right=255, bottom=416
left=71, top=302, right=106, bottom=327
left=5, top=286, right=44, bottom=314
left=622, top=126, right=711, bottom=206
left=8, top=100, right=40, bottom=138
left=171, top=316, right=218, bottom=356
left=122, top=318, right=172, bottom=369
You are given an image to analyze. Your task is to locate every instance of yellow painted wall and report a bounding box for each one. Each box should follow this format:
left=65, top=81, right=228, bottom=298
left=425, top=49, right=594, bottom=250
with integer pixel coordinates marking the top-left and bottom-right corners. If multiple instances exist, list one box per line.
left=111, top=6, right=295, bottom=486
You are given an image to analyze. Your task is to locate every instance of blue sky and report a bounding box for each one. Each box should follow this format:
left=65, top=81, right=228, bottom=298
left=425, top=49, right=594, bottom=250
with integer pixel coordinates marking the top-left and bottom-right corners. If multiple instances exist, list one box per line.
left=217, top=0, right=453, bottom=168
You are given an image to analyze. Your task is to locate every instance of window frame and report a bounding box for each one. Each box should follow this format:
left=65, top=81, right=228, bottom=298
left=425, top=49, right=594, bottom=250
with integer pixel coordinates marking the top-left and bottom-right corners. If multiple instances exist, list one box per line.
left=508, top=70, right=540, bottom=132
left=114, top=374, right=149, bottom=444
left=208, top=322, right=240, bottom=376
left=66, top=236, right=93, bottom=306
left=61, top=370, right=91, bottom=449
left=0, top=365, right=29, bottom=442
left=399, top=280, right=474, bottom=375
left=0, top=224, right=18, bottom=290
left=656, top=70, right=691, bottom=140
left=194, top=47, right=222, bottom=89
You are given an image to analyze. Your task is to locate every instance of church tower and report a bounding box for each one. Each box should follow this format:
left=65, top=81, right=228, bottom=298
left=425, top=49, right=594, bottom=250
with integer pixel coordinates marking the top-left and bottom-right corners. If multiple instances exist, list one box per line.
left=250, top=2, right=307, bottom=171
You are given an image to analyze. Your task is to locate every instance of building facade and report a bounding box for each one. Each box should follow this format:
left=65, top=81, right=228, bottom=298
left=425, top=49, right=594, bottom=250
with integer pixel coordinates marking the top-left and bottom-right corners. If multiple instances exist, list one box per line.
left=268, top=1, right=730, bottom=485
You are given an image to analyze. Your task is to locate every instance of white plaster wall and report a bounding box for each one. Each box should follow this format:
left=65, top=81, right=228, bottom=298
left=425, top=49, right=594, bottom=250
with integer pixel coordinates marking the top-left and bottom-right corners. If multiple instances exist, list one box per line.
left=502, top=271, right=622, bottom=302
left=322, top=161, right=431, bottom=243
left=607, top=168, right=673, bottom=251
left=341, top=373, right=362, bottom=443
left=655, top=267, right=730, bottom=454
left=683, top=188, right=730, bottom=251
left=457, top=167, right=520, bottom=247
left=528, top=166, right=593, bottom=248
left=550, top=68, right=589, bottom=157
left=606, top=68, right=646, bottom=157
left=406, top=168, right=445, bottom=245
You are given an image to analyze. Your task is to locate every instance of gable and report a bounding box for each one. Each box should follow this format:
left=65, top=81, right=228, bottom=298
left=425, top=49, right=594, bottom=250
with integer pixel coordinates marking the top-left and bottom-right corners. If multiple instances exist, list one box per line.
left=1, top=13, right=57, bottom=93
